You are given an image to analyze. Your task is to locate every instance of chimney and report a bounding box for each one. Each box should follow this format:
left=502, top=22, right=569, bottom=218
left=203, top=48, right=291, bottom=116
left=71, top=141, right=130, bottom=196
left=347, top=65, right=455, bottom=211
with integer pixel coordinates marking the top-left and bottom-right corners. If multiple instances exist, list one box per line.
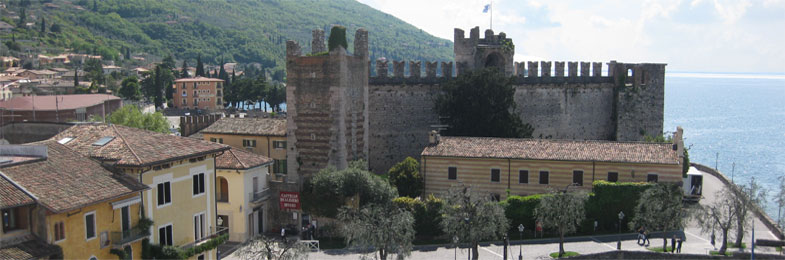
left=429, top=130, right=440, bottom=145
left=673, top=126, right=685, bottom=164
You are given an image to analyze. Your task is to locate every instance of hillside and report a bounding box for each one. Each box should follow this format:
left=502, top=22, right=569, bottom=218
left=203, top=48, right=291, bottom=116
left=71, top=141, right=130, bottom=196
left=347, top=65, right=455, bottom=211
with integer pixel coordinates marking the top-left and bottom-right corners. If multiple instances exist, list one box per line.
left=0, top=0, right=453, bottom=71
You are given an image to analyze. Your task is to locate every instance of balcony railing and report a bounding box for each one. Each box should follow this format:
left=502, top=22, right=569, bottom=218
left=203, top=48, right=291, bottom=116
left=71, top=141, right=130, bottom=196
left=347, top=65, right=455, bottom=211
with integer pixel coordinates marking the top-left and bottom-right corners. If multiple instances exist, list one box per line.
left=181, top=226, right=228, bottom=250
left=249, top=188, right=271, bottom=203
left=111, top=228, right=149, bottom=247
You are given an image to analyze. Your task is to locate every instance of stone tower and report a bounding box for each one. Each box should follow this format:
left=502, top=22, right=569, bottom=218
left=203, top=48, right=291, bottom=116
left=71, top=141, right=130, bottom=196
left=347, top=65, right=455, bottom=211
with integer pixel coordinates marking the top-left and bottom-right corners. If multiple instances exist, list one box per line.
left=285, top=28, right=370, bottom=181
left=454, top=26, right=515, bottom=76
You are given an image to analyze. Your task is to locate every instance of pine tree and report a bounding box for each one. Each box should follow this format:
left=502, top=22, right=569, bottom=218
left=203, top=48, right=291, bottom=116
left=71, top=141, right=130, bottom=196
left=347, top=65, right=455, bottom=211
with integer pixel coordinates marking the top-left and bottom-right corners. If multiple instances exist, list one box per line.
left=195, top=54, right=204, bottom=77
left=180, top=60, right=189, bottom=78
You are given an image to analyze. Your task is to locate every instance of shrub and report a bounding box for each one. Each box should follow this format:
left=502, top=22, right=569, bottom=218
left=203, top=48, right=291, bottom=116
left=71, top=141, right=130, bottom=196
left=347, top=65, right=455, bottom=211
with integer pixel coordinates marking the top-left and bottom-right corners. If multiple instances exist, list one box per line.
left=327, top=26, right=347, bottom=51
left=393, top=195, right=445, bottom=238
left=500, top=194, right=543, bottom=233
left=387, top=157, right=424, bottom=198
left=585, top=181, right=653, bottom=232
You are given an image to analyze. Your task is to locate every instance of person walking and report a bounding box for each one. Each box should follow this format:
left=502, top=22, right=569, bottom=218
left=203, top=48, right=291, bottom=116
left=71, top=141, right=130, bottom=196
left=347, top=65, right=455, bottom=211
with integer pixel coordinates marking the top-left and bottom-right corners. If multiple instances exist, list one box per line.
left=676, top=236, right=683, bottom=253
left=671, top=235, right=677, bottom=253
left=281, top=227, right=287, bottom=242
left=643, top=229, right=650, bottom=246
left=637, top=227, right=645, bottom=246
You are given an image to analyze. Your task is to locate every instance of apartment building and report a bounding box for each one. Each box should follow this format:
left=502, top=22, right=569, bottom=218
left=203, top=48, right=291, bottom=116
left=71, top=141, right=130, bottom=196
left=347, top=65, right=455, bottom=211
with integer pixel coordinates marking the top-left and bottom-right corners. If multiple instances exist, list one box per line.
left=172, top=77, right=225, bottom=110
left=215, top=148, right=273, bottom=242
left=201, top=117, right=287, bottom=179
left=421, top=132, right=684, bottom=200
left=51, top=124, right=230, bottom=259
left=0, top=142, right=148, bottom=259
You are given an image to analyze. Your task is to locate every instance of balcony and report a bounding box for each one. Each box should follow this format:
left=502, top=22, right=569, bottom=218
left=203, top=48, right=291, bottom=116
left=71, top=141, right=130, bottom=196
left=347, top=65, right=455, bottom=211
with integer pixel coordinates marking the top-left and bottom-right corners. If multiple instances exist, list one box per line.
left=181, top=226, right=228, bottom=250
left=111, top=228, right=149, bottom=248
left=249, top=188, right=271, bottom=204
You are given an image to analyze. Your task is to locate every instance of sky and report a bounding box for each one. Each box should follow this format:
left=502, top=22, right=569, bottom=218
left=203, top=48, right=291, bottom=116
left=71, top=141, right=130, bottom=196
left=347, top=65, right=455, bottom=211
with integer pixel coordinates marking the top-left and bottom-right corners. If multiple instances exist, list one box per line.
left=357, top=0, right=785, bottom=74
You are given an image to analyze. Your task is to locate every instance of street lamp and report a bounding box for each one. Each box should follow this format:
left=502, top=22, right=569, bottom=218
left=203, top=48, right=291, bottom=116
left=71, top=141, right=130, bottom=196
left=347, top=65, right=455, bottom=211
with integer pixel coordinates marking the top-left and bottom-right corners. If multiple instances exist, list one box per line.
left=617, top=211, right=625, bottom=250
left=464, top=214, right=470, bottom=260
left=453, top=235, right=459, bottom=260
left=517, top=224, right=524, bottom=260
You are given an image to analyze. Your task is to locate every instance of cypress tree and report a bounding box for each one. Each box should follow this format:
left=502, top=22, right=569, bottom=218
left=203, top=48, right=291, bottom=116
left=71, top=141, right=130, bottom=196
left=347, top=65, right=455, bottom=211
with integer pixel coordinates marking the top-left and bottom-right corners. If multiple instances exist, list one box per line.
left=180, top=60, right=189, bottom=78
left=40, top=18, right=46, bottom=33
left=328, top=26, right=348, bottom=51
left=73, top=69, right=79, bottom=87
left=195, top=54, right=204, bottom=77
left=218, top=58, right=227, bottom=82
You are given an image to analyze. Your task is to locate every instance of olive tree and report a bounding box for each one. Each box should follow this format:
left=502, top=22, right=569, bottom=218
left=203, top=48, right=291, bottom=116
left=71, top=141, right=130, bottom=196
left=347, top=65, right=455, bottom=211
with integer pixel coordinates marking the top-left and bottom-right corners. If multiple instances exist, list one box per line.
left=236, top=236, right=309, bottom=260
left=535, top=189, right=588, bottom=258
left=696, top=185, right=739, bottom=255
left=301, top=160, right=397, bottom=218
left=629, top=183, right=685, bottom=252
left=338, top=204, right=415, bottom=260
left=441, top=184, right=509, bottom=260
left=731, top=177, right=768, bottom=247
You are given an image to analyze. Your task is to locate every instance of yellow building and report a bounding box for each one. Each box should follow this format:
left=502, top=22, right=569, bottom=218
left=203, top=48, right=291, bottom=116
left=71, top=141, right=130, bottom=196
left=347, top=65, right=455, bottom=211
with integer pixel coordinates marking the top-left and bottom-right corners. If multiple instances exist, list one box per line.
left=201, top=117, right=288, bottom=180
left=421, top=132, right=684, bottom=199
left=215, top=148, right=273, bottom=242
left=172, top=77, right=225, bottom=110
left=52, top=124, right=231, bottom=259
left=0, top=142, right=148, bottom=259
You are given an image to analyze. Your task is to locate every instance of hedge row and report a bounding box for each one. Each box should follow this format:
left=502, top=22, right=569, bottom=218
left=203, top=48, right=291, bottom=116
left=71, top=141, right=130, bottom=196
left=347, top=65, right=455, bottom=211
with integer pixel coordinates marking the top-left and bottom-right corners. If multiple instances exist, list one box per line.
left=392, top=195, right=445, bottom=238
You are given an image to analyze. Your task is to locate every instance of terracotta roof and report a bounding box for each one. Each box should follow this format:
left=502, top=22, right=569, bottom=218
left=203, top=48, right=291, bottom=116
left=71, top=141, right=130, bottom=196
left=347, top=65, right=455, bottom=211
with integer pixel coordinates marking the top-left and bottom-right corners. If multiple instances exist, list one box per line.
left=201, top=117, right=286, bottom=136
left=52, top=124, right=230, bottom=167
left=216, top=147, right=273, bottom=170
left=174, top=76, right=225, bottom=83
left=0, top=237, right=62, bottom=260
left=0, top=174, right=34, bottom=209
left=0, top=94, right=120, bottom=111
left=422, top=136, right=680, bottom=165
left=0, top=141, right=148, bottom=213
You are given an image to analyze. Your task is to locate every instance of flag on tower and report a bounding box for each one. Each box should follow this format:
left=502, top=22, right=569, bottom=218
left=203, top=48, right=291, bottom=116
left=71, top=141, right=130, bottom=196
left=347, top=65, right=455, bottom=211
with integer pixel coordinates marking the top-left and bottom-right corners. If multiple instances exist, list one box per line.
left=483, top=4, right=491, bottom=13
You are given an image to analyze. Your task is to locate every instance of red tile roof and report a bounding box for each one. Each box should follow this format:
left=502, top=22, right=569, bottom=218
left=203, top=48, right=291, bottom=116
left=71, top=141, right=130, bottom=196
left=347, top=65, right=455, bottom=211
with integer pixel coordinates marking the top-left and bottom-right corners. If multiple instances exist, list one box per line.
left=0, top=237, right=62, bottom=260
left=216, top=147, right=273, bottom=170
left=0, top=174, right=34, bottom=209
left=174, top=76, right=225, bottom=83
left=0, top=141, right=148, bottom=213
left=52, top=124, right=230, bottom=167
left=201, top=117, right=286, bottom=136
left=0, top=94, right=120, bottom=111
left=422, top=136, right=680, bottom=165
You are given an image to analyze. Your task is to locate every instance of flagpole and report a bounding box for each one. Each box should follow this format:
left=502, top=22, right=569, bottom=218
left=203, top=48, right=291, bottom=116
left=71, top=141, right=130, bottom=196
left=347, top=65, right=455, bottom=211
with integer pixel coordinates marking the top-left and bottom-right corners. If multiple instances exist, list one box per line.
left=490, top=0, right=493, bottom=30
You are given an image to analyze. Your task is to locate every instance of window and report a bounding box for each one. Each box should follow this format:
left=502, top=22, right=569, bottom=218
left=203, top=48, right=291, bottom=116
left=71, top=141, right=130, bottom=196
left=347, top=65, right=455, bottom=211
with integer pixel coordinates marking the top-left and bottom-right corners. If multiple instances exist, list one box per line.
left=123, top=245, right=133, bottom=260
left=158, top=224, right=173, bottom=246
left=253, top=177, right=259, bottom=193
left=2, top=208, right=20, bottom=232
left=85, top=211, right=96, bottom=241
left=243, top=139, right=257, bottom=148
left=217, top=177, right=229, bottom=202
left=210, top=137, right=216, bottom=143
left=57, top=137, right=74, bottom=144
left=193, top=82, right=196, bottom=89
left=92, top=136, right=115, bottom=146
left=182, top=90, right=186, bottom=97
left=54, top=221, right=65, bottom=241
left=157, top=181, right=171, bottom=207
left=490, top=168, right=500, bottom=182
left=573, top=170, right=584, bottom=186
left=273, top=159, right=287, bottom=174
left=519, top=170, right=529, bottom=184
left=539, top=171, right=549, bottom=185
left=192, top=173, right=205, bottom=196
left=647, top=173, right=658, bottom=183
left=217, top=215, right=229, bottom=228
left=448, top=167, right=457, bottom=180
left=607, top=172, right=619, bottom=182
left=273, top=140, right=287, bottom=149
left=194, top=213, right=205, bottom=241
left=198, top=255, right=205, bottom=260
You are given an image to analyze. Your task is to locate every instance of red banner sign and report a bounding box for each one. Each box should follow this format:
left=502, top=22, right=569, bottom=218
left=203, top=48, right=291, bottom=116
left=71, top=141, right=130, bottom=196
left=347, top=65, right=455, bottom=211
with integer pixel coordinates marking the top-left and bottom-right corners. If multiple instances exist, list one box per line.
left=279, top=191, right=300, bottom=210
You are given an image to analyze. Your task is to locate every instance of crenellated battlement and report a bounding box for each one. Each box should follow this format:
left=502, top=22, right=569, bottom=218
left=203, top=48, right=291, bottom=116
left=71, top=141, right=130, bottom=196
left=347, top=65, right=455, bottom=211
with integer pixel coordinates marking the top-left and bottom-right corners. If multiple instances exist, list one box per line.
left=369, top=58, right=455, bottom=85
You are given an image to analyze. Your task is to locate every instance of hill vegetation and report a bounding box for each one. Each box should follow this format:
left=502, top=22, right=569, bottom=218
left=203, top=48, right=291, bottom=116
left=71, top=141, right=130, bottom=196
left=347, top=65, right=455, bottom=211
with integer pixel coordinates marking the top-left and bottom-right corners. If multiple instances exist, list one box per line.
left=0, top=0, right=453, bottom=73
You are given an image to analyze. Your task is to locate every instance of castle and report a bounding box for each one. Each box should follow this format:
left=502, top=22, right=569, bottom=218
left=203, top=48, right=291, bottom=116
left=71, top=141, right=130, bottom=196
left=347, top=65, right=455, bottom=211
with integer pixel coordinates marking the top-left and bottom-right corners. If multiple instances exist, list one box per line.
left=285, top=26, right=666, bottom=179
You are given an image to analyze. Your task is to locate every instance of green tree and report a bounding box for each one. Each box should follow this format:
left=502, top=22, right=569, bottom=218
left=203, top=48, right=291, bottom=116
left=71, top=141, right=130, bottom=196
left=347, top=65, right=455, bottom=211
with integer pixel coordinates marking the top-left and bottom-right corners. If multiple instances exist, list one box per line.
left=84, top=58, right=105, bottom=84
left=731, top=177, right=768, bottom=247
left=161, top=54, right=175, bottom=70
left=393, top=195, right=445, bottom=238
left=119, top=76, right=141, bottom=100
left=338, top=204, right=415, bottom=260
left=266, top=82, right=286, bottom=112
left=236, top=236, right=309, bottom=260
left=629, top=184, right=685, bottom=252
left=695, top=185, right=739, bottom=255
left=302, top=160, right=397, bottom=218
left=436, top=68, right=533, bottom=138
left=387, top=157, right=424, bottom=198
left=180, top=59, right=188, bottom=78
left=195, top=54, right=205, bottom=77
left=777, top=176, right=785, bottom=229
left=108, top=105, right=169, bottom=133
left=328, top=25, right=347, bottom=51
left=441, top=184, right=509, bottom=260
left=17, top=9, right=26, bottom=28
left=50, top=23, right=61, bottom=33
left=40, top=17, right=46, bottom=33
left=73, top=69, right=79, bottom=87
left=535, top=189, right=588, bottom=258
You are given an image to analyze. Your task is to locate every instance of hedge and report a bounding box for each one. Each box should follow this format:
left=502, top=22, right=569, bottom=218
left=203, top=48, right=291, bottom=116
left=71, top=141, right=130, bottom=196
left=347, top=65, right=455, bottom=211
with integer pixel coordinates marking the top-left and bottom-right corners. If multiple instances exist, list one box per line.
left=392, top=195, right=445, bottom=238
left=585, top=180, right=653, bottom=232
left=500, top=194, right=544, bottom=233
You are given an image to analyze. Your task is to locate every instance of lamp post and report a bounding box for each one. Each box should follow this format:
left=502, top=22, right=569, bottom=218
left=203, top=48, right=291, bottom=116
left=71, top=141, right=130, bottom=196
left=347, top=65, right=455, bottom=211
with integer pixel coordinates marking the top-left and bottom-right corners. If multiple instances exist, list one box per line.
left=517, top=224, right=524, bottom=260
left=464, top=214, right=470, bottom=260
left=617, top=211, right=625, bottom=250
left=453, top=235, right=459, bottom=260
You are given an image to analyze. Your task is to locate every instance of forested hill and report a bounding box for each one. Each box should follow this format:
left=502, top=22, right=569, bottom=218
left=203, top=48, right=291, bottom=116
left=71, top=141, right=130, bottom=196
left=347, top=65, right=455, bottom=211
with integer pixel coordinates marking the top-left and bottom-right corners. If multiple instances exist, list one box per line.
left=1, top=0, right=453, bottom=70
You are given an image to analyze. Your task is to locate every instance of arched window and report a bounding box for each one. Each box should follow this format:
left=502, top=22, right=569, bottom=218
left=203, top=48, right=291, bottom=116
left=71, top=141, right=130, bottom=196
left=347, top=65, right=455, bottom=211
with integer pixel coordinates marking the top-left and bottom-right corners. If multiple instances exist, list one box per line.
left=217, top=177, right=229, bottom=202
left=484, top=52, right=505, bottom=71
